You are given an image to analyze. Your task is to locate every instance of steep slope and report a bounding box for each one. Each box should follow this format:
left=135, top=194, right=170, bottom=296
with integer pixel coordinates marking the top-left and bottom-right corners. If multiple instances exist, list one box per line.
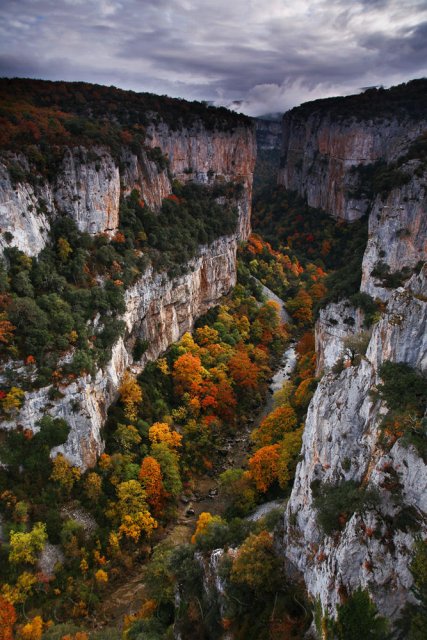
left=0, top=79, right=256, bottom=468
left=282, top=81, right=427, bottom=629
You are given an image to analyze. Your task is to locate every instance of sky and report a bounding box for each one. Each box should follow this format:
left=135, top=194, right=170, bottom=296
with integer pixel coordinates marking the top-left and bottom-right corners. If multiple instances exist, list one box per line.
left=0, top=0, right=426, bottom=116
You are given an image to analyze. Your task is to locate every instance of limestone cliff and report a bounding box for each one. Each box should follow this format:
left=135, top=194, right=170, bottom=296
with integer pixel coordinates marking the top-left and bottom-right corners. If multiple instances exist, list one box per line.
left=277, top=81, right=427, bottom=221
left=0, top=122, right=255, bottom=254
left=281, top=83, right=427, bottom=629
left=1, top=235, right=238, bottom=468
left=0, top=84, right=256, bottom=468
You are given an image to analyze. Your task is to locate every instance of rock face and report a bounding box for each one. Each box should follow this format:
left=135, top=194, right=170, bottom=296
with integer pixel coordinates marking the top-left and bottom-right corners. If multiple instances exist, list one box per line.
left=277, top=108, right=426, bottom=221
left=0, top=122, right=255, bottom=254
left=361, top=168, right=427, bottom=301
left=0, top=117, right=255, bottom=468
left=281, top=90, right=427, bottom=626
left=285, top=267, right=427, bottom=621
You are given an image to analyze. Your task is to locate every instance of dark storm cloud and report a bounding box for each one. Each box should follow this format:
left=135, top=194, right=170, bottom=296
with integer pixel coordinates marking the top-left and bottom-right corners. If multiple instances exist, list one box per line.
left=0, top=0, right=426, bottom=115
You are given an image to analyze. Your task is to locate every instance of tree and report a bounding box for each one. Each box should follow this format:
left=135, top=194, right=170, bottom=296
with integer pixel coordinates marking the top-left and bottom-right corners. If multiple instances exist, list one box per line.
left=114, top=480, right=157, bottom=542
left=119, top=372, right=143, bottom=422
left=252, top=405, right=297, bottom=448
left=230, top=531, right=281, bottom=591
left=335, top=589, right=389, bottom=639
left=1, top=387, right=25, bottom=414
left=148, top=422, right=182, bottom=449
left=228, top=348, right=260, bottom=392
left=50, top=454, right=81, bottom=496
left=173, top=352, right=203, bottom=396
left=114, top=423, right=142, bottom=454
left=9, top=522, right=47, bottom=565
left=84, top=472, right=102, bottom=502
left=0, top=313, right=15, bottom=345
left=139, top=456, right=165, bottom=514
left=248, top=445, right=280, bottom=493
left=17, top=615, right=44, bottom=640
left=151, top=443, right=182, bottom=498
left=0, top=596, right=16, bottom=640
left=277, top=427, right=303, bottom=489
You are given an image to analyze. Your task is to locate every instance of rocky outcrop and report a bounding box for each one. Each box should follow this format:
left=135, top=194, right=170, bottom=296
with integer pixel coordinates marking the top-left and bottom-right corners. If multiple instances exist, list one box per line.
left=1, top=235, right=238, bottom=468
left=0, top=122, right=255, bottom=255
left=146, top=123, right=255, bottom=240
left=284, top=266, right=427, bottom=623
left=280, top=86, right=427, bottom=627
left=0, top=157, right=53, bottom=256
left=361, top=168, right=427, bottom=301
left=278, top=109, right=426, bottom=221
left=315, top=301, right=364, bottom=375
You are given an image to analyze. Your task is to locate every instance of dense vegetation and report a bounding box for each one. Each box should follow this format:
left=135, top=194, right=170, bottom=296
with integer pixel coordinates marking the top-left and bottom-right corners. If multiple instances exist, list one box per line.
left=0, top=77, right=251, bottom=155
left=246, top=186, right=369, bottom=313
left=0, top=181, right=239, bottom=394
left=287, top=77, right=427, bottom=122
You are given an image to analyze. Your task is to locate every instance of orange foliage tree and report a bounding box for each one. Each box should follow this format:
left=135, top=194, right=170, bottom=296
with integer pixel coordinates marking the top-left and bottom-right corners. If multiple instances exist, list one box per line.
left=228, top=348, right=260, bottom=392
left=248, top=445, right=280, bottom=492
left=0, top=596, right=16, bottom=640
left=148, top=422, right=182, bottom=449
left=139, top=456, right=165, bottom=514
left=172, top=351, right=203, bottom=397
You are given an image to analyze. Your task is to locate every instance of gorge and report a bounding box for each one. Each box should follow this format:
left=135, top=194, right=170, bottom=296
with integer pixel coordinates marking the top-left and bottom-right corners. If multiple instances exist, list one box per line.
left=0, top=78, right=426, bottom=640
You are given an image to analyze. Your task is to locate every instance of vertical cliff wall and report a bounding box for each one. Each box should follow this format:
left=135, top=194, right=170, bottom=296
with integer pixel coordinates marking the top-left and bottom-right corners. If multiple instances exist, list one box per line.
left=281, top=83, right=427, bottom=628
left=277, top=82, right=427, bottom=221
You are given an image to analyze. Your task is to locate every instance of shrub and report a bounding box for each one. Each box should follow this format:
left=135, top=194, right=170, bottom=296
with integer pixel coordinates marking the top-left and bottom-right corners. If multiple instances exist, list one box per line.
left=313, top=481, right=380, bottom=535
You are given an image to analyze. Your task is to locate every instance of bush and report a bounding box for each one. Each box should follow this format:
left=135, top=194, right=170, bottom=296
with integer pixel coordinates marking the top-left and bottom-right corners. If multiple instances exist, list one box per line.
left=335, top=589, right=389, bottom=639
left=313, top=481, right=380, bottom=535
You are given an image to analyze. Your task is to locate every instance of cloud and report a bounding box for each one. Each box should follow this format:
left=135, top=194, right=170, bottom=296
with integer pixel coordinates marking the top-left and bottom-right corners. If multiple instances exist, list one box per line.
left=0, top=0, right=426, bottom=115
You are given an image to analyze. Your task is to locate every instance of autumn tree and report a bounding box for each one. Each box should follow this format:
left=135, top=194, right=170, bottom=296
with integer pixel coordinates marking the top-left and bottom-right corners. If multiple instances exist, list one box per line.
left=0, top=596, right=16, bottom=640
left=119, top=371, right=143, bottom=422
left=172, top=352, right=203, bottom=396
left=151, top=443, right=182, bottom=498
left=114, top=423, right=142, bottom=455
left=0, top=313, right=15, bottom=345
left=148, top=422, right=182, bottom=449
left=228, top=348, right=260, bottom=392
left=277, top=427, right=303, bottom=489
left=114, top=480, right=157, bottom=542
left=252, top=405, right=297, bottom=448
left=84, top=472, right=102, bottom=502
left=248, top=445, right=280, bottom=493
left=230, top=531, right=281, bottom=591
left=139, top=456, right=165, bottom=514
left=50, top=454, right=81, bottom=496
left=9, top=522, right=47, bottom=565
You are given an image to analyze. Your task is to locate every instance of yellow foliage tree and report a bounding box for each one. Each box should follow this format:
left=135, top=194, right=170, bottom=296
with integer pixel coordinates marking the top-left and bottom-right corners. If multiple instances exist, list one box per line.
left=9, top=523, right=47, bottom=565
left=148, top=422, right=182, bottom=449
left=1, top=572, right=37, bottom=605
left=57, top=237, right=73, bottom=261
left=1, top=387, right=25, bottom=414
left=50, top=454, right=81, bottom=496
left=84, top=472, right=102, bottom=502
left=191, top=512, right=213, bottom=544
left=277, top=427, right=303, bottom=489
left=17, top=615, right=44, bottom=640
left=119, top=371, right=143, bottom=422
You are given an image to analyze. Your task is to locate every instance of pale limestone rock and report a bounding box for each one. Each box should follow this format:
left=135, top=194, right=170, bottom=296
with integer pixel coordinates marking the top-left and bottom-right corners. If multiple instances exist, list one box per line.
left=361, top=168, right=427, bottom=301
left=55, top=147, right=120, bottom=234
left=284, top=267, right=427, bottom=621
left=0, top=158, right=52, bottom=255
